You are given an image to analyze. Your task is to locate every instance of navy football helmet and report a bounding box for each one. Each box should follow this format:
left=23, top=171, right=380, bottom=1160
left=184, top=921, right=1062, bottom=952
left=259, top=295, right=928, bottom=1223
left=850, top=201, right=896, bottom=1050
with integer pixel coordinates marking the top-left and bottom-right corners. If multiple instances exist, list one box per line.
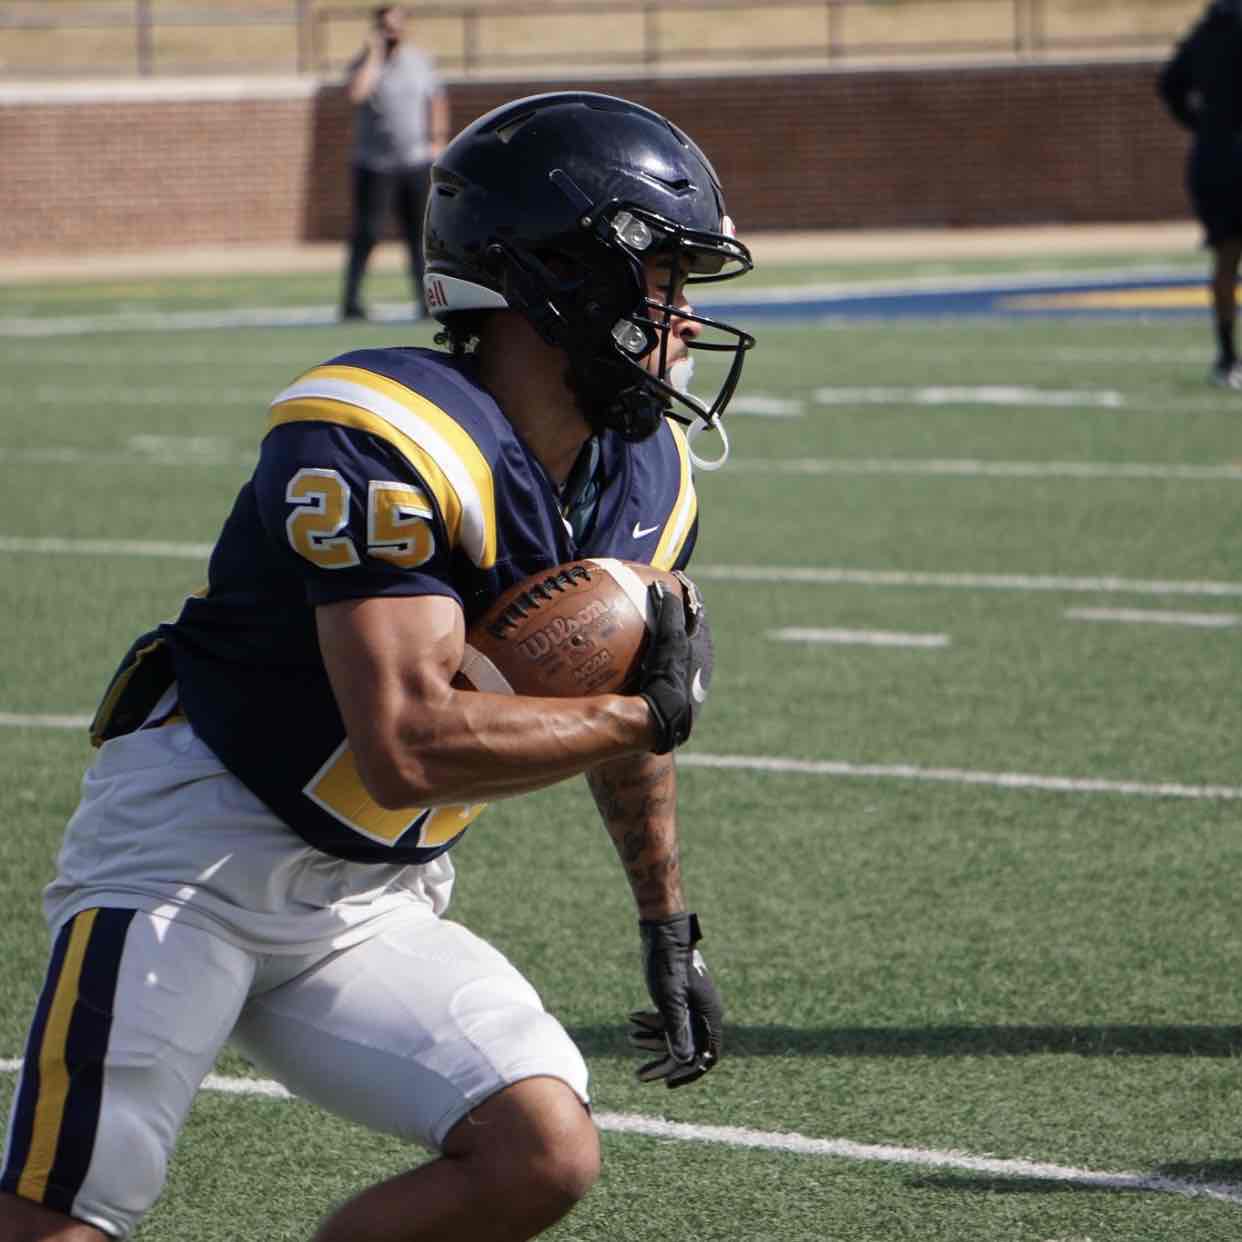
left=423, top=91, right=755, bottom=443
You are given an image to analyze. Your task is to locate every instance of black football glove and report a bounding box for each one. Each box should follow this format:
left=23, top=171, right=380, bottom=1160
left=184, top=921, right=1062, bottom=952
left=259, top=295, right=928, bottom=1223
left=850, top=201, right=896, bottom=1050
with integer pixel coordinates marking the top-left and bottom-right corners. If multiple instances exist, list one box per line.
left=636, top=573, right=713, bottom=755
left=630, top=912, right=723, bottom=1088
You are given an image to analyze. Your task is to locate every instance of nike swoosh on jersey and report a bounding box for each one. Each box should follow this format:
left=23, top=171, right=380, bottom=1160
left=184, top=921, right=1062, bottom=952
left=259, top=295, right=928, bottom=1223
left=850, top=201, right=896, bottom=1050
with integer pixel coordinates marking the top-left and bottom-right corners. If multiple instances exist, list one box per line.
left=632, top=521, right=660, bottom=538
left=691, top=669, right=708, bottom=703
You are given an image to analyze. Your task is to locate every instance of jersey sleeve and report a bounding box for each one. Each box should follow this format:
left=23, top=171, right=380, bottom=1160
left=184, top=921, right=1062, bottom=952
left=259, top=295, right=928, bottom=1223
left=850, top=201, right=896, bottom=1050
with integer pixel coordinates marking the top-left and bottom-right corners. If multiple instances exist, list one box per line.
left=252, top=419, right=462, bottom=608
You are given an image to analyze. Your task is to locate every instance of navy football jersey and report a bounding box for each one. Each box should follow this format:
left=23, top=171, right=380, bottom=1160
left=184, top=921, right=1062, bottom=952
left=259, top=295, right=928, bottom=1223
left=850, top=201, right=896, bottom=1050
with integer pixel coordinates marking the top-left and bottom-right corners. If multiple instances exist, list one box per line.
left=159, top=347, right=699, bottom=864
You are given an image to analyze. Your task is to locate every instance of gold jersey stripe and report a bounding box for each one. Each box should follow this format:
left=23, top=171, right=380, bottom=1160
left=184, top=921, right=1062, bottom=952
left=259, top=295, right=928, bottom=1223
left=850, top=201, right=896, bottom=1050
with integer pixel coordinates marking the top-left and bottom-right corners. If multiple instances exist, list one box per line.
left=89, top=638, right=165, bottom=749
left=269, top=365, right=497, bottom=568
left=17, top=909, right=98, bottom=1202
left=304, top=739, right=488, bottom=847
left=652, top=420, right=698, bottom=571
left=305, top=741, right=424, bottom=844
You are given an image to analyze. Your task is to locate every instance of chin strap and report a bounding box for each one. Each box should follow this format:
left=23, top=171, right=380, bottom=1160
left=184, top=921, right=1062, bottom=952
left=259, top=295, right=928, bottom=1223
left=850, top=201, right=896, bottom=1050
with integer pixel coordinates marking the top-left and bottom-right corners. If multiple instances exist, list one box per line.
left=677, top=388, right=730, bottom=472
left=686, top=413, right=730, bottom=472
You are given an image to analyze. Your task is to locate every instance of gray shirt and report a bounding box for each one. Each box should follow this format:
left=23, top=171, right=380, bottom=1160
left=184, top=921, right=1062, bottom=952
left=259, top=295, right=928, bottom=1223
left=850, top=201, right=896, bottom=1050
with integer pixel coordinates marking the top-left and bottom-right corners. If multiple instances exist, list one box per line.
left=351, top=45, right=442, bottom=172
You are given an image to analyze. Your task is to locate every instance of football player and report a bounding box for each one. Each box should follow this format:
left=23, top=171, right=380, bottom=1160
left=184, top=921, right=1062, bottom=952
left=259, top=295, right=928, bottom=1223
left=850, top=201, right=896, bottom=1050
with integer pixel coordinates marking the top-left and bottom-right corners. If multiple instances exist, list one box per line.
left=1158, top=0, right=1242, bottom=388
left=1, top=92, right=755, bottom=1242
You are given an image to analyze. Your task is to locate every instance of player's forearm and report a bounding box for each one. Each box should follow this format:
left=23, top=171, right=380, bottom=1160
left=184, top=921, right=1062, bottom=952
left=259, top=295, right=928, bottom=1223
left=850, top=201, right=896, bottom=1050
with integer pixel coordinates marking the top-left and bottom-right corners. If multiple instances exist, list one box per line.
left=358, top=690, right=656, bottom=809
left=586, top=753, right=686, bottom=919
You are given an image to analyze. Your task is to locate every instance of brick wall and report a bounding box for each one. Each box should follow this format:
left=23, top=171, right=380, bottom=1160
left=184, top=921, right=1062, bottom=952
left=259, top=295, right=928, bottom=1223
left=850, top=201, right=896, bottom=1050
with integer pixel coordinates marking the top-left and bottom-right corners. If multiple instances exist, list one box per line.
left=0, top=61, right=1191, bottom=258
left=0, top=81, right=324, bottom=255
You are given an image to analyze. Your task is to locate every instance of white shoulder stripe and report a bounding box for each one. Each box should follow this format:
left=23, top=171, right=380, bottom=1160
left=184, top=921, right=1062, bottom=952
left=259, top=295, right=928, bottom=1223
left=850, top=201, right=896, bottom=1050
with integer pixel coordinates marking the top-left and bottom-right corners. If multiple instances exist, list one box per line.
left=271, top=375, right=489, bottom=567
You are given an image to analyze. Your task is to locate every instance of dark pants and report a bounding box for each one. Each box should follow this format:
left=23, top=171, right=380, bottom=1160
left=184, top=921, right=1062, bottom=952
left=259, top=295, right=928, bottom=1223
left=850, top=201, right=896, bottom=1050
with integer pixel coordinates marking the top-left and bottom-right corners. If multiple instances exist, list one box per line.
left=1188, top=136, right=1242, bottom=247
left=342, top=162, right=432, bottom=315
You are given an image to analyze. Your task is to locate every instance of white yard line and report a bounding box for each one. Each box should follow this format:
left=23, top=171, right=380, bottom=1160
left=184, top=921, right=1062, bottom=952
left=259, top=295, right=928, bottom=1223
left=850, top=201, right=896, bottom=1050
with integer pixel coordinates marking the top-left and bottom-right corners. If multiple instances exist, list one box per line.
left=768, top=627, right=949, bottom=648
left=0, top=304, right=417, bottom=338
left=0, top=268, right=1196, bottom=338
left=3, top=537, right=1239, bottom=601
left=724, top=395, right=806, bottom=417
left=0, top=448, right=247, bottom=469
left=0, top=264, right=1209, bottom=340
left=694, top=565, right=1242, bottom=599
left=4, top=715, right=1236, bottom=800
left=0, top=535, right=213, bottom=560
left=813, top=386, right=1125, bottom=408
left=696, top=265, right=1204, bottom=305
left=0, top=713, right=91, bottom=729
left=877, top=346, right=1208, bottom=365
left=733, top=458, right=1242, bottom=482
left=6, top=448, right=1239, bottom=481
left=28, top=387, right=263, bottom=406
left=677, top=754, right=1242, bottom=802
left=0, top=1059, right=1234, bottom=1205
left=596, top=1113, right=1242, bottom=1207
left=1065, top=607, right=1240, bottom=629
left=1020, top=347, right=1207, bottom=365
left=0, top=346, right=293, bottom=365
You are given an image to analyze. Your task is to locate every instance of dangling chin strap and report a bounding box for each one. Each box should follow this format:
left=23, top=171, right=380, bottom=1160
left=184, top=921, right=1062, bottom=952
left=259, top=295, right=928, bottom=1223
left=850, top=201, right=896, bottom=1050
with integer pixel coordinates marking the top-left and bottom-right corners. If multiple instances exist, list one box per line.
left=681, top=390, right=730, bottom=473
left=687, top=414, right=730, bottom=472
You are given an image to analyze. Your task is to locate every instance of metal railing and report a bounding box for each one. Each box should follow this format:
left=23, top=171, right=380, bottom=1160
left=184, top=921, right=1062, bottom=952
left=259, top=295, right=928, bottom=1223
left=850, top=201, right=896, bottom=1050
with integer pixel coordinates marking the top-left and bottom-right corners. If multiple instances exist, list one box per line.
left=0, top=0, right=1193, bottom=80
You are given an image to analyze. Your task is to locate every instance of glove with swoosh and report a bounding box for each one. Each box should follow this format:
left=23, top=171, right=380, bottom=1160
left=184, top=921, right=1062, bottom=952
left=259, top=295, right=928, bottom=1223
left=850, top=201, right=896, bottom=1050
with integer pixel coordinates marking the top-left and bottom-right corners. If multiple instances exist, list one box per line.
left=636, top=572, right=713, bottom=755
left=630, top=912, right=723, bottom=1088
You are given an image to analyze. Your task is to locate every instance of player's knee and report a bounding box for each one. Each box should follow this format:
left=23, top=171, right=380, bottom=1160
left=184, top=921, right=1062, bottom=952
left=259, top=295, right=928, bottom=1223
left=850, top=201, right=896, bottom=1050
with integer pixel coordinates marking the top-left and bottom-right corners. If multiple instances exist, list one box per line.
left=526, top=1112, right=600, bottom=1209
left=65, top=1067, right=173, bottom=1237
left=1, top=1067, right=170, bottom=1240
left=0, top=1189, right=111, bottom=1241
left=498, top=1120, right=599, bottom=1231
left=446, top=1076, right=600, bottom=1216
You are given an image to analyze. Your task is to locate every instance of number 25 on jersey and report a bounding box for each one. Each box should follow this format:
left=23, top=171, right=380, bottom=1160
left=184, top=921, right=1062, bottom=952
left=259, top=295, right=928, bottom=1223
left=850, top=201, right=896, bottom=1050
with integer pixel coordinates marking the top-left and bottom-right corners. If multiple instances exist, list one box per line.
left=285, top=468, right=436, bottom=570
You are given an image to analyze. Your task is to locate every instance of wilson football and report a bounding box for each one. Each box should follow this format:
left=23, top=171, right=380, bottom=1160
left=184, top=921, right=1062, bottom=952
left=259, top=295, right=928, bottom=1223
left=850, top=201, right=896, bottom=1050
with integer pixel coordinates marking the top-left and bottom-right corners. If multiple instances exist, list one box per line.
left=456, top=558, right=680, bottom=697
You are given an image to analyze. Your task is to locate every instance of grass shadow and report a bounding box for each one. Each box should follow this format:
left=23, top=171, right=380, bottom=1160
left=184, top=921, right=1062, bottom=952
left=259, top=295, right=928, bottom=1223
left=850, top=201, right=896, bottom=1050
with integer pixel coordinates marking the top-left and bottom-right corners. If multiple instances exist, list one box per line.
left=907, top=1173, right=1124, bottom=1196
left=569, top=1022, right=1242, bottom=1058
left=1156, top=1160, right=1242, bottom=1183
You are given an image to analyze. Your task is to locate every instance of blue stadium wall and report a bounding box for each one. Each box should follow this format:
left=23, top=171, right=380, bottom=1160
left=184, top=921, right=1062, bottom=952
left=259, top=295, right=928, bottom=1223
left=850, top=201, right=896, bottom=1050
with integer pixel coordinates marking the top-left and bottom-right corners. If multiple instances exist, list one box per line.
left=0, top=60, right=1191, bottom=256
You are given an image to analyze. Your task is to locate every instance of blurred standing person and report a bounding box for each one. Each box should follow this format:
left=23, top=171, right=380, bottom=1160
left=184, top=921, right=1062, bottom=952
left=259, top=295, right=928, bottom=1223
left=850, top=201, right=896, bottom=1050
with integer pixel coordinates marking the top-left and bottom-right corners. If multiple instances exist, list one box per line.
left=341, top=5, right=450, bottom=321
left=1158, top=0, right=1242, bottom=389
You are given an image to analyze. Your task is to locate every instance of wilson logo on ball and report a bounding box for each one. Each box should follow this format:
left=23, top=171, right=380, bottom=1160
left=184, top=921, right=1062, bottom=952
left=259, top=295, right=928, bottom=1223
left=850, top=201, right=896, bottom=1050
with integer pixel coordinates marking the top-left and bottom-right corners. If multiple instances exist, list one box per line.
left=517, top=599, right=612, bottom=661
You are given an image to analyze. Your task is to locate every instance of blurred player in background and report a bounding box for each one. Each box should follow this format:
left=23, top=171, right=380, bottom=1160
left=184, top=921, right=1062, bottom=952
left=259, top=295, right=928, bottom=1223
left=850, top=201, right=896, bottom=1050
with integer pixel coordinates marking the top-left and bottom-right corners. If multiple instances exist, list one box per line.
left=1158, top=0, right=1242, bottom=389
left=340, top=5, right=449, bottom=321
left=1, top=92, right=754, bottom=1242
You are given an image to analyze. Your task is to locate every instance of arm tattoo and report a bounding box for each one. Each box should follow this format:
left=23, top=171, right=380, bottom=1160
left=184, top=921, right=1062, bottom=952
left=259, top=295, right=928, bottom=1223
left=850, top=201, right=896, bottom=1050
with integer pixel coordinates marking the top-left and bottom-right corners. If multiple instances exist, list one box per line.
left=587, top=754, right=684, bottom=916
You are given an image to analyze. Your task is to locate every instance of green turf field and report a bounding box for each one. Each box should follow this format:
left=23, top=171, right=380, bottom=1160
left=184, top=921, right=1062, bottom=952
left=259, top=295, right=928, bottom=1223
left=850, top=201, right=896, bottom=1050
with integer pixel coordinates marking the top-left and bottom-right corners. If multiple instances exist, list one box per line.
left=2, top=249, right=1241, bottom=1241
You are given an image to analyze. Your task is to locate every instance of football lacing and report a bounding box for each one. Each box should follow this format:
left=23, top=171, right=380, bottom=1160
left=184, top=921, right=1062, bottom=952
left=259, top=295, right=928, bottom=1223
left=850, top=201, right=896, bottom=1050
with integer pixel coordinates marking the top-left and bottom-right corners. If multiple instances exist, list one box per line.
left=486, top=564, right=593, bottom=638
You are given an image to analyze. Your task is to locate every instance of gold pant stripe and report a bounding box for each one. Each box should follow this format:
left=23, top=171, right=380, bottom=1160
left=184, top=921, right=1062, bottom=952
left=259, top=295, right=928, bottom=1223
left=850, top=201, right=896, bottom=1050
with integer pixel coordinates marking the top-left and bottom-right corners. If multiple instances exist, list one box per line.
left=17, top=909, right=98, bottom=1202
